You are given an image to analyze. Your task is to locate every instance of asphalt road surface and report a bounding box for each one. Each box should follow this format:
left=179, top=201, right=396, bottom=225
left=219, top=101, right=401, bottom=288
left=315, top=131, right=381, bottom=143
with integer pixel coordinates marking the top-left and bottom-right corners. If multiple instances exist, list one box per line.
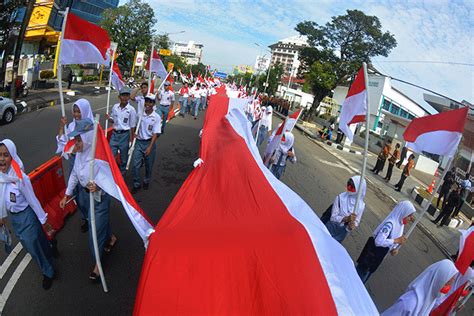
left=0, top=95, right=471, bottom=315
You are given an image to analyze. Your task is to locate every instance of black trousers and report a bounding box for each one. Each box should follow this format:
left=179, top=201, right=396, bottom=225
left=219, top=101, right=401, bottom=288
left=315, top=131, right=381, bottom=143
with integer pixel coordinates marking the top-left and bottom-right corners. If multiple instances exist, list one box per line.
left=434, top=206, right=455, bottom=226
left=396, top=174, right=407, bottom=190
left=436, top=189, right=449, bottom=209
left=372, top=158, right=386, bottom=174
left=385, top=162, right=395, bottom=180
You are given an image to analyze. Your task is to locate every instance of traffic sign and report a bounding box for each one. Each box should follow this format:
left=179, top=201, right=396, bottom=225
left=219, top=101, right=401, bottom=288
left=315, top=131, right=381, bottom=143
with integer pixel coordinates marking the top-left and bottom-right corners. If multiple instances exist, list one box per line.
left=159, top=49, right=172, bottom=56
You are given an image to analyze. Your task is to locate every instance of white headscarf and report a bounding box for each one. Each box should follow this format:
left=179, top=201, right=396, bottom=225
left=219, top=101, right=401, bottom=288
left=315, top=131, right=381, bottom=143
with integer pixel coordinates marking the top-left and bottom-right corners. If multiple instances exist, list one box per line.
left=261, top=105, right=273, bottom=129
left=69, top=99, right=94, bottom=131
left=337, top=175, right=366, bottom=222
left=374, top=200, right=416, bottom=240
left=279, top=132, right=294, bottom=153
left=0, top=140, right=25, bottom=219
left=382, top=259, right=458, bottom=316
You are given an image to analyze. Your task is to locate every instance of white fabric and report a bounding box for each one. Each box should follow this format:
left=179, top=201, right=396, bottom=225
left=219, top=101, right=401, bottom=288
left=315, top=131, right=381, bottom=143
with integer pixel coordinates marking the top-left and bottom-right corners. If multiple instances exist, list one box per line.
left=60, top=39, right=108, bottom=65
left=459, top=226, right=474, bottom=257
left=149, top=58, right=168, bottom=80
left=112, top=103, right=137, bottom=130
left=279, top=132, right=294, bottom=153
left=406, top=130, right=462, bottom=158
left=330, top=175, right=366, bottom=227
left=159, top=90, right=175, bottom=106
left=179, top=87, right=189, bottom=98
left=434, top=267, right=474, bottom=308
left=373, top=200, right=416, bottom=249
left=261, top=106, right=273, bottom=130
left=111, top=69, right=125, bottom=91
left=382, top=259, right=458, bottom=316
left=137, top=111, right=162, bottom=140
left=225, top=107, right=379, bottom=315
left=0, top=140, right=47, bottom=224
left=339, top=90, right=367, bottom=142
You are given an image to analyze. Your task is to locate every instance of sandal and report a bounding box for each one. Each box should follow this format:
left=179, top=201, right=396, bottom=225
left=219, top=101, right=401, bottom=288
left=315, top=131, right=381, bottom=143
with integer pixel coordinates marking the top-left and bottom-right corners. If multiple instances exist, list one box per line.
left=104, top=237, right=117, bottom=254
left=89, top=271, right=100, bottom=283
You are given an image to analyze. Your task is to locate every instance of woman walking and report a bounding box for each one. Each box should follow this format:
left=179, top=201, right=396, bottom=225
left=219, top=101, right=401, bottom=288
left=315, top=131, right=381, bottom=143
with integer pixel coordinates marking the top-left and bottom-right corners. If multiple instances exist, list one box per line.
left=257, top=106, right=273, bottom=146
left=0, top=139, right=56, bottom=289
left=269, top=132, right=296, bottom=180
left=356, top=200, right=416, bottom=283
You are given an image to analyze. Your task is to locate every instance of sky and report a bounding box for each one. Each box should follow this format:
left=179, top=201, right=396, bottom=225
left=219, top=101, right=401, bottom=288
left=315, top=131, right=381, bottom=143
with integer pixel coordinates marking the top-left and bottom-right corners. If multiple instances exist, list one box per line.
left=121, top=0, right=473, bottom=110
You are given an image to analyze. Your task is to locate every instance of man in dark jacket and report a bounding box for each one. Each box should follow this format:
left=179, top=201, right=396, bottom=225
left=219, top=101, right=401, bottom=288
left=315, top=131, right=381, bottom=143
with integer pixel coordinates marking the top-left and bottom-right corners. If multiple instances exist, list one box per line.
left=436, top=167, right=455, bottom=209
left=432, top=185, right=461, bottom=227
left=396, top=146, right=408, bottom=168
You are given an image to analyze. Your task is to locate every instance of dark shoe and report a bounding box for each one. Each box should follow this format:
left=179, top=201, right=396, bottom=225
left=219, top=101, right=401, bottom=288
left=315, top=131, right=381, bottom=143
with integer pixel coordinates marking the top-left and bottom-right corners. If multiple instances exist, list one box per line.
left=395, top=188, right=401, bottom=192
left=143, top=182, right=149, bottom=190
left=131, top=186, right=140, bottom=194
left=104, top=237, right=117, bottom=254
left=194, top=117, right=197, bottom=120
left=42, top=274, right=54, bottom=290
left=89, top=271, right=100, bottom=283
left=51, top=238, right=59, bottom=258
left=81, top=219, right=89, bottom=233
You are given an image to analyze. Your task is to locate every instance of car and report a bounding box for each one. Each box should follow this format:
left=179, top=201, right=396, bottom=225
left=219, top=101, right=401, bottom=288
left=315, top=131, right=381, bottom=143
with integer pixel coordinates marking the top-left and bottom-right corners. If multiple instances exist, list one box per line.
left=0, top=96, right=17, bottom=124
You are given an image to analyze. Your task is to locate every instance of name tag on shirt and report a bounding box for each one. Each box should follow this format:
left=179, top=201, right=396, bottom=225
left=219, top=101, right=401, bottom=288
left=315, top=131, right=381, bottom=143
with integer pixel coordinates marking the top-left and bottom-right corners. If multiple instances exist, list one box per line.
left=123, top=117, right=129, bottom=124
left=148, top=124, right=153, bottom=132
left=10, top=192, right=16, bottom=203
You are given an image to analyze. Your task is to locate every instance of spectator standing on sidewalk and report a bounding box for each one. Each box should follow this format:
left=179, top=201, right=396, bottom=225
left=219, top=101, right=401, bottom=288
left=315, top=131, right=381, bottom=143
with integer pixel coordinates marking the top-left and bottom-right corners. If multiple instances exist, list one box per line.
left=396, top=146, right=408, bottom=168
left=432, top=184, right=461, bottom=227
left=384, top=143, right=401, bottom=182
left=157, top=81, right=175, bottom=133
left=67, top=69, right=74, bottom=90
left=395, top=154, right=415, bottom=192
left=356, top=200, right=415, bottom=283
left=178, top=83, right=189, bottom=117
left=453, top=174, right=471, bottom=217
left=372, top=140, right=392, bottom=175
left=436, top=167, right=455, bottom=209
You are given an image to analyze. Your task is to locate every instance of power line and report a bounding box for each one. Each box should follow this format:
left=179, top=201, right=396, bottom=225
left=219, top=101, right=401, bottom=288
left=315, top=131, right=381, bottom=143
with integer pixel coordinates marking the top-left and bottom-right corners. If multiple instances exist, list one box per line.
left=373, top=60, right=474, bottom=67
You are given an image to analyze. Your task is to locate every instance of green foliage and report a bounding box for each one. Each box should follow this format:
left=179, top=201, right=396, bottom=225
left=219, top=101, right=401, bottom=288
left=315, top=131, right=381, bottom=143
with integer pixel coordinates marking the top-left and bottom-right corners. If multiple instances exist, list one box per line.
left=0, top=92, right=10, bottom=97
left=296, top=9, right=397, bottom=119
left=84, top=75, right=99, bottom=82
left=162, top=54, right=186, bottom=73
left=40, top=70, right=54, bottom=80
left=101, top=0, right=156, bottom=72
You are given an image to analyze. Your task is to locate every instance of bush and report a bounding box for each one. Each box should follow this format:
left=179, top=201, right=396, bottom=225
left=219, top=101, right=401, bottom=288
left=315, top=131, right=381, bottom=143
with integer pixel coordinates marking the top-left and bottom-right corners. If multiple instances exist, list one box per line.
left=0, top=92, right=9, bottom=97
left=83, top=75, right=99, bottom=82
left=40, top=70, right=54, bottom=79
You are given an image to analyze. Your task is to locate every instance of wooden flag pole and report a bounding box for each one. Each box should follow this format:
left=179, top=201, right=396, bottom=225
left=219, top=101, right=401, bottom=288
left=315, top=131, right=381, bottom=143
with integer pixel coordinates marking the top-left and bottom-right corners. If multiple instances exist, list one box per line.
left=57, top=7, right=69, bottom=117
left=89, top=114, right=108, bottom=292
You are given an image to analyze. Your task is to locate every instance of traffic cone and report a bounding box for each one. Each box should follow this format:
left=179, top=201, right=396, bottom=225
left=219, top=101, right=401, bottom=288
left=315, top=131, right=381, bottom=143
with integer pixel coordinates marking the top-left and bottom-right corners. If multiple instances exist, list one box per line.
left=427, top=169, right=439, bottom=193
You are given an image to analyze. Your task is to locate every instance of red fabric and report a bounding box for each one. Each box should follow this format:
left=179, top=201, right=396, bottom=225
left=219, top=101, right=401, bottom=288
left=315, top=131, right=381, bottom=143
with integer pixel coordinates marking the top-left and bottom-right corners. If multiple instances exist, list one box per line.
left=403, top=107, right=468, bottom=142
left=64, top=13, right=110, bottom=60
left=349, top=114, right=366, bottom=125
left=134, top=88, right=337, bottom=315
left=11, top=159, right=23, bottom=180
left=148, top=77, right=155, bottom=94
left=197, top=74, right=204, bottom=83
left=430, top=281, right=468, bottom=316
left=112, top=59, right=123, bottom=81
left=346, top=67, right=366, bottom=98
left=455, top=230, right=474, bottom=274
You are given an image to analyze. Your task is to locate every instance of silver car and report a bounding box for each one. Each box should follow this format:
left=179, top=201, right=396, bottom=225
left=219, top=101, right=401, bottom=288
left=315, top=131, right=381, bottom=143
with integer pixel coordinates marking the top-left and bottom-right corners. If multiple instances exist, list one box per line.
left=0, top=96, right=17, bottom=124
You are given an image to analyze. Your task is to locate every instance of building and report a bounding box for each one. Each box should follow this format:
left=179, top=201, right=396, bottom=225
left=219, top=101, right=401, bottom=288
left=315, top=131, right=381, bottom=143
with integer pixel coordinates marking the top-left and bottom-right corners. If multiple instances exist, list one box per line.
left=268, top=35, right=308, bottom=77
left=70, top=0, right=119, bottom=25
left=232, top=65, right=254, bottom=75
left=172, top=41, right=203, bottom=65
left=254, top=55, right=270, bottom=73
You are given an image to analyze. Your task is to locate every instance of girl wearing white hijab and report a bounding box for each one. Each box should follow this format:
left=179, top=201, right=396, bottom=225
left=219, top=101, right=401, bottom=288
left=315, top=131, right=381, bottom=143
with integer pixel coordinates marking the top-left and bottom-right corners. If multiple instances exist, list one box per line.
left=270, top=131, right=296, bottom=179
left=323, top=175, right=366, bottom=243
left=0, top=139, right=56, bottom=289
left=59, top=119, right=116, bottom=282
left=256, top=106, right=273, bottom=146
left=382, top=259, right=458, bottom=316
left=56, top=98, right=94, bottom=233
left=356, top=200, right=416, bottom=283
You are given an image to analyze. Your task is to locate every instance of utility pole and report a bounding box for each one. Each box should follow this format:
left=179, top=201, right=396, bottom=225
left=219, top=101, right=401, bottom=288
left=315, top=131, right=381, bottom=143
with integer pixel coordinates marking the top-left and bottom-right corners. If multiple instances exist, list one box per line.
left=10, top=0, right=35, bottom=102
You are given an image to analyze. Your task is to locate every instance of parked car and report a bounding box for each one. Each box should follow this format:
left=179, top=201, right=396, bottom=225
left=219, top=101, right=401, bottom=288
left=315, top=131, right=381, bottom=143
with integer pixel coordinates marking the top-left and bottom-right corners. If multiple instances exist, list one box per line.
left=0, top=96, right=17, bottom=124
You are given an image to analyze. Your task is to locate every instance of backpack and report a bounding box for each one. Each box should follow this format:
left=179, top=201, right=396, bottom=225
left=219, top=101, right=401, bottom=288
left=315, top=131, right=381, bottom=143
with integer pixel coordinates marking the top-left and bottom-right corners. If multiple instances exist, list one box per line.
left=320, top=196, right=340, bottom=224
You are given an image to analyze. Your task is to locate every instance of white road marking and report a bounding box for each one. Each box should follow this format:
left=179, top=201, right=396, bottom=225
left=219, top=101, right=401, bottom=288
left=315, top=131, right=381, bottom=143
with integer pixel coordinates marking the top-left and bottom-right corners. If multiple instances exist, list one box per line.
left=0, top=253, right=31, bottom=313
left=0, top=243, right=23, bottom=280
left=316, top=158, right=353, bottom=172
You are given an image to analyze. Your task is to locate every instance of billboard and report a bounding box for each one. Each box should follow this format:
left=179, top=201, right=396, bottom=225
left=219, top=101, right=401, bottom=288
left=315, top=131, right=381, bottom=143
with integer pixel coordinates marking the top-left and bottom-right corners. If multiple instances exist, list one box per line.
left=135, top=51, right=145, bottom=66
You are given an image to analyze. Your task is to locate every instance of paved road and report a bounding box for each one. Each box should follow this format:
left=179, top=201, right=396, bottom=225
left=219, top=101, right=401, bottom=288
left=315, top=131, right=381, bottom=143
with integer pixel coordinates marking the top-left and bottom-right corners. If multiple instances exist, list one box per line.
left=0, top=98, right=471, bottom=315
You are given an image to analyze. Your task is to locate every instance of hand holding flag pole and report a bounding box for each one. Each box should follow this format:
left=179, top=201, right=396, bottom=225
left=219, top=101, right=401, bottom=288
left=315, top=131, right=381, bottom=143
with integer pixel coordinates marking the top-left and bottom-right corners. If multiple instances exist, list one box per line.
left=89, top=114, right=108, bottom=292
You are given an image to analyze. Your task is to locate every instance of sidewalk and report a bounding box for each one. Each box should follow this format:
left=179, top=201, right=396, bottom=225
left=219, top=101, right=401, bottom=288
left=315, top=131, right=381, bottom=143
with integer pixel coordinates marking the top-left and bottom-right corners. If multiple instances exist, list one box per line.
left=275, top=111, right=467, bottom=258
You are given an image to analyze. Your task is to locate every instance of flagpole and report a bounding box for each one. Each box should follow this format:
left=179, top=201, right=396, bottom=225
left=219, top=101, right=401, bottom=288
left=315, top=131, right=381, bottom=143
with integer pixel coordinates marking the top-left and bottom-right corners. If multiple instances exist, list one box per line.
left=89, top=114, right=108, bottom=292
left=352, top=62, right=371, bottom=222
left=126, top=71, right=171, bottom=171
left=147, top=43, right=154, bottom=94
left=57, top=7, right=69, bottom=117
left=131, top=50, right=138, bottom=77
left=104, top=43, right=117, bottom=136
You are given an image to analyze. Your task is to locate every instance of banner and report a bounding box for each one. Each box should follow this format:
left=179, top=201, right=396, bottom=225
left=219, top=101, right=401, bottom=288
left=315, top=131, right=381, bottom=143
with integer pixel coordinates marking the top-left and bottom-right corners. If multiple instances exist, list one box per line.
left=135, top=51, right=145, bottom=66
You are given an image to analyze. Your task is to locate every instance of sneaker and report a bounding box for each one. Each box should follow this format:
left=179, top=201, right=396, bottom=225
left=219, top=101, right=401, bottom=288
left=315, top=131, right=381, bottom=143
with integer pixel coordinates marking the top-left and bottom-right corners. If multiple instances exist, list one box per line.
left=143, top=182, right=149, bottom=190
left=42, top=274, right=54, bottom=290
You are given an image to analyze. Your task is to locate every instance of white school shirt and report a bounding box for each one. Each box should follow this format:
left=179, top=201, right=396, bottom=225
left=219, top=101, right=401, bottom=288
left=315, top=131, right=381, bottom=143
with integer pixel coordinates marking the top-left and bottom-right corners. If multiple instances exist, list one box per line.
left=200, top=88, right=208, bottom=97
left=4, top=175, right=48, bottom=224
left=112, top=103, right=137, bottom=130
left=179, top=87, right=189, bottom=98
left=159, top=90, right=175, bottom=106
left=191, top=88, right=201, bottom=99
left=137, top=111, right=162, bottom=140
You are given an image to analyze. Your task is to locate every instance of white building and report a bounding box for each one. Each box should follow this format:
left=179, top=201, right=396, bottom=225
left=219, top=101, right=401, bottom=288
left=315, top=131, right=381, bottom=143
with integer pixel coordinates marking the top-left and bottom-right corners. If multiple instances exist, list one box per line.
left=268, top=35, right=308, bottom=77
left=254, top=55, right=270, bottom=73
left=172, top=41, right=204, bottom=65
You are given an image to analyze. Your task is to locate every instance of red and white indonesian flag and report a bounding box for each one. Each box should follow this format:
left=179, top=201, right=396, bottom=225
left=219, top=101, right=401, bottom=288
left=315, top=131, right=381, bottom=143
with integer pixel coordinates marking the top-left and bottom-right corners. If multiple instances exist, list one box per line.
left=146, top=50, right=168, bottom=80
left=134, top=89, right=377, bottom=315
left=93, top=126, right=154, bottom=245
left=403, top=107, right=468, bottom=158
left=263, top=110, right=302, bottom=166
left=111, top=59, right=125, bottom=91
left=59, top=13, right=111, bottom=65
left=339, top=67, right=368, bottom=142
left=455, top=227, right=474, bottom=275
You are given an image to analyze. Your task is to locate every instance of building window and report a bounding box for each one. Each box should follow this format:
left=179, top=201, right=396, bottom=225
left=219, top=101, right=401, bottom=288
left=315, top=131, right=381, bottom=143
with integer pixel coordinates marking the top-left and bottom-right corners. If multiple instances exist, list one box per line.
left=399, top=108, right=409, bottom=118
left=383, top=99, right=391, bottom=111
left=408, top=114, right=415, bottom=120
left=390, top=104, right=400, bottom=115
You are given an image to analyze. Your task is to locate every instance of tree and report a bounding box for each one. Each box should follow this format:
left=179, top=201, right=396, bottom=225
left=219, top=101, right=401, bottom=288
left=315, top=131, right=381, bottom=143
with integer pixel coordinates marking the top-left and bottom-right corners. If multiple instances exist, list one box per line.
left=101, top=0, right=156, bottom=72
left=254, top=64, right=284, bottom=96
left=296, top=9, right=397, bottom=120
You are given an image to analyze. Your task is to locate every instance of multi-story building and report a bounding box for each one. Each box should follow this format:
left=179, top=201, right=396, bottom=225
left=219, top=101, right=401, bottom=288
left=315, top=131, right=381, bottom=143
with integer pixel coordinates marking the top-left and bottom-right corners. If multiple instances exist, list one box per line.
left=172, top=41, right=203, bottom=65
left=268, top=35, right=308, bottom=77
left=70, top=0, right=118, bottom=25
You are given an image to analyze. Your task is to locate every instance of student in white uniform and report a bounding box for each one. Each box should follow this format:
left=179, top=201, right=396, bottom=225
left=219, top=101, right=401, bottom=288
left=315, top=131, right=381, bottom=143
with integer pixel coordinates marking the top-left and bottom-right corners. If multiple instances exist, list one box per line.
left=0, top=139, right=56, bottom=289
left=321, top=175, right=366, bottom=243
left=190, top=83, right=201, bottom=120
left=269, top=132, right=296, bottom=180
left=157, top=81, right=175, bottom=133
left=257, top=106, right=273, bottom=146
left=356, top=200, right=415, bottom=283
left=131, top=94, right=162, bottom=194
left=382, top=259, right=458, bottom=316
left=107, top=87, right=137, bottom=177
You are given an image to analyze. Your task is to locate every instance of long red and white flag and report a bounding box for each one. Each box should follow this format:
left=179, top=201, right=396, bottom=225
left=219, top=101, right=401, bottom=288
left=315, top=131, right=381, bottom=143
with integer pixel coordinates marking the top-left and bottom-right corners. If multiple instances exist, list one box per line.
left=92, top=126, right=154, bottom=245
left=404, top=107, right=468, bottom=158
left=455, top=226, right=474, bottom=274
left=263, top=109, right=302, bottom=166
left=338, top=67, right=367, bottom=142
left=59, top=12, right=111, bottom=65
left=111, top=59, right=125, bottom=91
left=134, top=90, right=377, bottom=315
left=145, top=50, right=168, bottom=80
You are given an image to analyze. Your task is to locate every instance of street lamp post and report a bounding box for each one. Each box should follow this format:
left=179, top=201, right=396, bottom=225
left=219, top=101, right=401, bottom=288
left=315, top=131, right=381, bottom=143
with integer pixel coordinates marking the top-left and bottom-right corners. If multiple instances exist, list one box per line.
left=255, top=43, right=272, bottom=95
